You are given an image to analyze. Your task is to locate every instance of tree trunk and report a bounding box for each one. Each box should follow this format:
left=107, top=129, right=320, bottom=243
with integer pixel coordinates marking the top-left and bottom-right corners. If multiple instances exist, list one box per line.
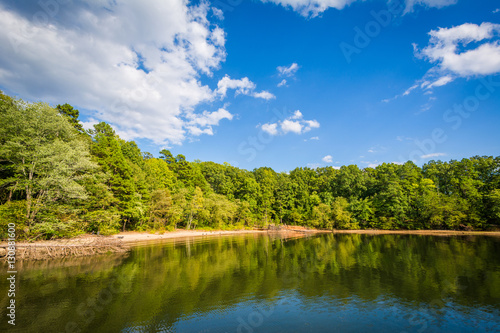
left=25, top=160, right=36, bottom=229
left=122, top=218, right=128, bottom=232
left=187, top=211, right=192, bottom=230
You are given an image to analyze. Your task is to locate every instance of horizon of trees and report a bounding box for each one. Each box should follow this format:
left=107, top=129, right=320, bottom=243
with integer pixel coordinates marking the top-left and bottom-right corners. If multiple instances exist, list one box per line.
left=1, top=92, right=499, bottom=239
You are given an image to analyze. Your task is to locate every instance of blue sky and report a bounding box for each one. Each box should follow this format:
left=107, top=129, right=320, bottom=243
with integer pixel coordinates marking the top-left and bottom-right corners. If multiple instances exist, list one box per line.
left=0, top=0, right=499, bottom=172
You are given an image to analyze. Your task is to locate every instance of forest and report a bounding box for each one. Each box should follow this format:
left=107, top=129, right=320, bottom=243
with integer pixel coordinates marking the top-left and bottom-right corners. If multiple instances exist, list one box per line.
left=1, top=92, right=499, bottom=240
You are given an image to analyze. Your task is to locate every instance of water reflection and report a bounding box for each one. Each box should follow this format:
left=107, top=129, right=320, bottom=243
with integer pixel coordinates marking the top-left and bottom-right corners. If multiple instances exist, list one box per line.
left=1, top=233, right=499, bottom=332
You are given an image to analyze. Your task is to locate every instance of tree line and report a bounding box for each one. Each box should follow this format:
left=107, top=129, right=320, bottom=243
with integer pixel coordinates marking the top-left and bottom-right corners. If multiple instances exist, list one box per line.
left=1, top=92, right=499, bottom=239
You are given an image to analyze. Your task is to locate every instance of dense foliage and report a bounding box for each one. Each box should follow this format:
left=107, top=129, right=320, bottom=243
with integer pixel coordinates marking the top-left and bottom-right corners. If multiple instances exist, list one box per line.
left=1, top=93, right=499, bottom=239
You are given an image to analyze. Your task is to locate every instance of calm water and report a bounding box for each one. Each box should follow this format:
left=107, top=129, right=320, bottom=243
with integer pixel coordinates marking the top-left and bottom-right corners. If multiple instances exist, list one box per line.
left=1, top=233, right=500, bottom=333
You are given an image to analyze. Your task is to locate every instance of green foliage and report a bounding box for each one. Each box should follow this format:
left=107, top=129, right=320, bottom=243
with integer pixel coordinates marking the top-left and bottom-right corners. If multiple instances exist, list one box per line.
left=1, top=92, right=499, bottom=238
left=0, top=201, right=28, bottom=239
left=331, top=197, right=357, bottom=230
left=0, top=99, right=96, bottom=237
left=56, top=103, right=85, bottom=133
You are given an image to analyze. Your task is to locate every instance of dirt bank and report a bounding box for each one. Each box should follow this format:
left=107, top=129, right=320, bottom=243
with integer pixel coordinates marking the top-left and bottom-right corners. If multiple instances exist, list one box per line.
left=0, top=235, right=129, bottom=260
left=329, top=229, right=500, bottom=237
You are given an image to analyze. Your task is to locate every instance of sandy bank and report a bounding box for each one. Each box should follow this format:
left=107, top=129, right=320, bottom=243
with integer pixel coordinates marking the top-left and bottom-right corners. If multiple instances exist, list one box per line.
left=110, top=229, right=267, bottom=244
left=330, top=229, right=500, bottom=237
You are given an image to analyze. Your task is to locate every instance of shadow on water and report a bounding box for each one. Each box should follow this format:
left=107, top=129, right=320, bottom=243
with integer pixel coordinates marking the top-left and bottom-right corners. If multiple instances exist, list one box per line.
left=1, top=233, right=499, bottom=332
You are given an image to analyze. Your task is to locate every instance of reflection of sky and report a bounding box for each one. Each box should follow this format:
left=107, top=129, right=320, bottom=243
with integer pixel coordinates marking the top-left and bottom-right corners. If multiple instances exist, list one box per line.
left=166, top=292, right=500, bottom=333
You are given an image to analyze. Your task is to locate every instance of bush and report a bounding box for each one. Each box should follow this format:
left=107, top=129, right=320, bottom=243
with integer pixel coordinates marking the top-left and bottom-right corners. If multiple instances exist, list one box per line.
left=0, top=201, right=29, bottom=240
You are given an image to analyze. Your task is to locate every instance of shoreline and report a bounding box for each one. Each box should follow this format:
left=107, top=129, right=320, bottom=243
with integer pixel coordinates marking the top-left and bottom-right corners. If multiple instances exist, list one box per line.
left=3, top=227, right=500, bottom=248
left=329, top=229, right=500, bottom=237
left=109, top=228, right=500, bottom=244
left=110, top=229, right=269, bottom=244
left=2, top=228, right=499, bottom=260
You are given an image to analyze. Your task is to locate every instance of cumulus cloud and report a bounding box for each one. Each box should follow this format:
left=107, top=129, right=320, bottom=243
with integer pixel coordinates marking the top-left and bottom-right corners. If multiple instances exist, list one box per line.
left=277, top=63, right=299, bottom=77
left=217, top=75, right=255, bottom=98
left=261, top=123, right=279, bottom=136
left=187, top=108, right=233, bottom=135
left=322, top=155, right=333, bottom=163
left=0, top=0, right=272, bottom=145
left=419, top=23, right=500, bottom=76
left=260, top=110, right=320, bottom=135
left=216, top=75, right=275, bottom=100
left=390, top=22, right=500, bottom=100
left=416, top=22, right=500, bottom=88
left=252, top=90, right=276, bottom=100
left=282, top=119, right=303, bottom=134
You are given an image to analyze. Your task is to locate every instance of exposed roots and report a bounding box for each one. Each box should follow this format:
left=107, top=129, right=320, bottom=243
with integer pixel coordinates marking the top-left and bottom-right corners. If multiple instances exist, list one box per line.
left=0, top=236, right=129, bottom=261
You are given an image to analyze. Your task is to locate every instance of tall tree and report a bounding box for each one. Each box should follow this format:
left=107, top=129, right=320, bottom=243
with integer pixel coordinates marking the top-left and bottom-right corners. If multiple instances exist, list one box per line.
left=56, top=103, right=85, bottom=133
left=0, top=100, right=96, bottom=232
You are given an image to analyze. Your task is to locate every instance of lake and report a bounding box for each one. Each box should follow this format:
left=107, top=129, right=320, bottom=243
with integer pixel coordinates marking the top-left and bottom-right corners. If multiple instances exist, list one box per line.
left=1, top=233, right=499, bottom=332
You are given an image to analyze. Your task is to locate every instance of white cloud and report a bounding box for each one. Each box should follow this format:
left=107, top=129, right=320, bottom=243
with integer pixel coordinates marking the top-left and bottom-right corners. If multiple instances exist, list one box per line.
left=185, top=108, right=233, bottom=136
left=361, top=160, right=381, bottom=168
left=261, top=123, right=279, bottom=136
left=403, top=84, right=419, bottom=96
left=422, top=75, right=454, bottom=89
left=212, top=7, right=224, bottom=20
left=277, top=79, right=287, bottom=87
left=404, top=0, right=458, bottom=13
left=282, top=119, right=303, bottom=134
left=494, top=9, right=500, bottom=14
left=261, top=0, right=356, bottom=17
left=0, top=0, right=231, bottom=145
left=81, top=118, right=99, bottom=131
left=216, top=75, right=275, bottom=100
left=217, top=75, right=256, bottom=98
left=260, top=110, right=320, bottom=135
left=421, top=152, right=447, bottom=158
left=252, top=90, right=276, bottom=100
left=0, top=1, right=270, bottom=146
left=393, top=22, right=500, bottom=100
left=322, top=155, right=333, bottom=163
left=277, top=63, right=299, bottom=77
left=260, top=0, right=456, bottom=18
left=416, top=22, right=500, bottom=83
left=187, top=126, right=214, bottom=136
left=304, top=136, right=319, bottom=142
left=291, top=110, right=303, bottom=119
left=188, top=107, right=233, bottom=127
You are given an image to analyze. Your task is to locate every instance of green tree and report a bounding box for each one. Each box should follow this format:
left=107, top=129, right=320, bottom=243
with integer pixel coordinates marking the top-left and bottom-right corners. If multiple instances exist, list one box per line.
left=56, top=103, right=85, bottom=133
left=0, top=100, right=96, bottom=235
left=331, top=197, right=356, bottom=230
